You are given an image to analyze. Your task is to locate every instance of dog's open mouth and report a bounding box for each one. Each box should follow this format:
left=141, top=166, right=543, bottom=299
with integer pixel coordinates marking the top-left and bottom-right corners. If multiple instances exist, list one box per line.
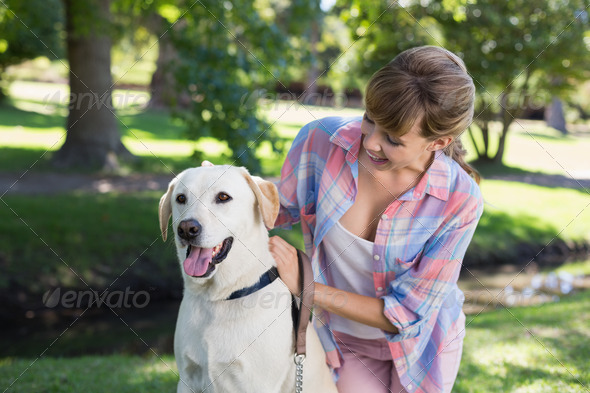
left=183, top=237, right=234, bottom=278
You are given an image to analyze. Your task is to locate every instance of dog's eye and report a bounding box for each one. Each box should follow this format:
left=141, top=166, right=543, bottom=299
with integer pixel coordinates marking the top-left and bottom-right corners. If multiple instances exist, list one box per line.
left=216, top=192, right=232, bottom=203
left=176, top=194, right=187, bottom=204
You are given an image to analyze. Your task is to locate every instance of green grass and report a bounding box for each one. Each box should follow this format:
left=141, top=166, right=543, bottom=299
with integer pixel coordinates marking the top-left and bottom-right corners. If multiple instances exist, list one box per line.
left=1, top=290, right=588, bottom=392
left=467, top=180, right=590, bottom=265
left=455, top=290, right=590, bottom=392
left=0, top=81, right=364, bottom=176
left=0, top=189, right=305, bottom=294
left=0, top=355, right=178, bottom=392
left=1, top=82, right=589, bottom=291
left=0, top=192, right=180, bottom=292
left=465, top=119, right=590, bottom=178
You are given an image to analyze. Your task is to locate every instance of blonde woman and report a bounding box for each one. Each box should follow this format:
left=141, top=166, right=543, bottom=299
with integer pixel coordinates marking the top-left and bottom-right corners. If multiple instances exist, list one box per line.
left=270, top=46, right=484, bottom=393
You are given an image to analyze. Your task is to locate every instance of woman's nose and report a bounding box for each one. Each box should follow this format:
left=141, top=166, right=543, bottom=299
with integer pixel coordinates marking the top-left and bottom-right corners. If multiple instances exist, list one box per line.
left=363, top=127, right=380, bottom=151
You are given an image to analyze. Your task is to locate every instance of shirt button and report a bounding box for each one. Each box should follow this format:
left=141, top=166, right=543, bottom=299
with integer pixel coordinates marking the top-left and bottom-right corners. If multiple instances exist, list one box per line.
left=407, top=383, right=413, bottom=390
left=381, top=214, right=388, bottom=220
left=377, top=286, right=384, bottom=291
left=373, top=255, right=380, bottom=261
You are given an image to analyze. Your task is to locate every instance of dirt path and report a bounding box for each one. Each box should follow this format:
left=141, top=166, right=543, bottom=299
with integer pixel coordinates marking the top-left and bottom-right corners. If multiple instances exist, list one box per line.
left=1, top=170, right=589, bottom=195
left=486, top=173, right=590, bottom=192
left=0, top=171, right=176, bottom=195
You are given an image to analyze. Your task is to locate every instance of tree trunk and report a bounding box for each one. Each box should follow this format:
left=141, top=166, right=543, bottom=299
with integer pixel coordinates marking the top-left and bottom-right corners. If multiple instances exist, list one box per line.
left=53, top=0, right=133, bottom=170
left=302, top=18, right=320, bottom=105
left=146, top=14, right=179, bottom=109
left=573, top=103, right=589, bottom=120
left=0, top=69, right=6, bottom=103
left=544, top=96, right=568, bottom=134
left=493, top=121, right=511, bottom=163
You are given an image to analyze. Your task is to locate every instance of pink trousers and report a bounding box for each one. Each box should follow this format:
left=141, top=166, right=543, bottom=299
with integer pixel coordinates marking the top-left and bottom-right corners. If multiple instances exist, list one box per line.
left=333, top=314, right=465, bottom=393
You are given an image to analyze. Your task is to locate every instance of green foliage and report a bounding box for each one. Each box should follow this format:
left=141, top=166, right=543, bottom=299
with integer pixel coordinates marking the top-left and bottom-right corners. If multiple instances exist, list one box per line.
left=332, top=0, right=590, bottom=162
left=335, top=0, right=442, bottom=79
left=157, top=0, right=320, bottom=174
left=0, top=0, right=64, bottom=100
left=0, top=0, right=64, bottom=69
left=432, top=0, right=590, bottom=160
left=434, top=0, right=590, bottom=103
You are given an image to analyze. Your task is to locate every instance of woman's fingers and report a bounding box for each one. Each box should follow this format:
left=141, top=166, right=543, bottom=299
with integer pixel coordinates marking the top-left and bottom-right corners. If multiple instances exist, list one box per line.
left=269, top=236, right=301, bottom=295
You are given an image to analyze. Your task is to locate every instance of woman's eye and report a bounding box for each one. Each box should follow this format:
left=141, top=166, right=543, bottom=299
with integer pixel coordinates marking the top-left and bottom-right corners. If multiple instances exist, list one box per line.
left=176, top=194, right=187, bottom=204
left=363, top=112, right=375, bottom=124
left=386, top=135, right=402, bottom=146
left=217, top=192, right=232, bottom=203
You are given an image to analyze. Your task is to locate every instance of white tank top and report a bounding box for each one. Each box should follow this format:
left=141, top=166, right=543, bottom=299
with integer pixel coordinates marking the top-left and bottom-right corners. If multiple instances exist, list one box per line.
left=322, top=220, right=385, bottom=339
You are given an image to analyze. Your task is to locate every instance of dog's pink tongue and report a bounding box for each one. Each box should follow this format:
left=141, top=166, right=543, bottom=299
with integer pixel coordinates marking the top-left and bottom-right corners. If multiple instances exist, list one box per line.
left=183, top=247, right=214, bottom=277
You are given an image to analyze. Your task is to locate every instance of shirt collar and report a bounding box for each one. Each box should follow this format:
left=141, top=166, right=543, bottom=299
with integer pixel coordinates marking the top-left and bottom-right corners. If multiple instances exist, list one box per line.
left=413, top=151, right=451, bottom=202
left=329, top=118, right=362, bottom=164
left=329, top=117, right=451, bottom=202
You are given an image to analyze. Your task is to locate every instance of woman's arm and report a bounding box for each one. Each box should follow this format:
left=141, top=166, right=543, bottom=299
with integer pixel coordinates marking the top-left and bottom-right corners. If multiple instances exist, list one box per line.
left=314, top=283, right=398, bottom=333
left=269, top=236, right=398, bottom=334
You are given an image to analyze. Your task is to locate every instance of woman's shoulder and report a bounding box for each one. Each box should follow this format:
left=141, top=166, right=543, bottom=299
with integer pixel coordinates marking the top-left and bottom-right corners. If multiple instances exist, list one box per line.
left=445, top=156, right=484, bottom=209
left=295, top=116, right=362, bottom=144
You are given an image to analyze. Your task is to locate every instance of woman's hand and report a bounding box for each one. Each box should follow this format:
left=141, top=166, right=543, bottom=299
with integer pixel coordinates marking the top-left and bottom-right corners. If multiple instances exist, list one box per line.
left=268, top=236, right=301, bottom=295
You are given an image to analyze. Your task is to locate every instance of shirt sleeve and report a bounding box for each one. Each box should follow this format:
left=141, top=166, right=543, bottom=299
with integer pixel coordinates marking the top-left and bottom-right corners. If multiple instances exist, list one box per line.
left=274, top=122, right=314, bottom=229
left=381, top=188, right=484, bottom=342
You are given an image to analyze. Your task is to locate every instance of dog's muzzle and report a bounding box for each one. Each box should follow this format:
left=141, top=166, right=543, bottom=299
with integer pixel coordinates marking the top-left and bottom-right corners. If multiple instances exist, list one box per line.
left=183, top=237, right=234, bottom=278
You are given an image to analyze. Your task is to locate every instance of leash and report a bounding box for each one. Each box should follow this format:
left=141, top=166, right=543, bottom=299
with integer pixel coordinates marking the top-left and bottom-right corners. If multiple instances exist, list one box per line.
left=294, top=250, right=314, bottom=393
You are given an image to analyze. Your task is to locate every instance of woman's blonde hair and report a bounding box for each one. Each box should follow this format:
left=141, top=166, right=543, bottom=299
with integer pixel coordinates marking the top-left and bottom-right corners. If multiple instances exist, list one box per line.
left=364, top=45, right=480, bottom=183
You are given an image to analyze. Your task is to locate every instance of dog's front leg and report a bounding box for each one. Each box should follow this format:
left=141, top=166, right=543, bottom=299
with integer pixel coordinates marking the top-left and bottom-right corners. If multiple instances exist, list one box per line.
left=176, top=358, right=206, bottom=393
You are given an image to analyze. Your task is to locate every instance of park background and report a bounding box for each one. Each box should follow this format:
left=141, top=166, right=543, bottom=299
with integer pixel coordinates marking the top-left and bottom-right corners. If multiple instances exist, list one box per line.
left=1, top=0, right=589, bottom=392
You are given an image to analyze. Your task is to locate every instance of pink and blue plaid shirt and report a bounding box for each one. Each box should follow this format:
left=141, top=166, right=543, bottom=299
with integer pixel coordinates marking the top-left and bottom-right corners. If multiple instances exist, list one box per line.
left=275, top=116, right=483, bottom=393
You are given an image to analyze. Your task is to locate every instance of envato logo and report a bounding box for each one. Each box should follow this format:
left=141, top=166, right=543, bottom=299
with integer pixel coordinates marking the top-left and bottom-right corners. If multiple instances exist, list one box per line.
left=240, top=88, right=350, bottom=111
left=239, top=289, right=349, bottom=311
left=42, top=90, right=150, bottom=111
left=42, top=287, right=150, bottom=309
left=439, top=90, right=549, bottom=113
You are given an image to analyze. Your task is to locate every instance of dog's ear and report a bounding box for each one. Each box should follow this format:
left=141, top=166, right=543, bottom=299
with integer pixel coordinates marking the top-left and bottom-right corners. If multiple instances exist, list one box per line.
left=243, top=172, right=280, bottom=230
left=159, top=177, right=178, bottom=241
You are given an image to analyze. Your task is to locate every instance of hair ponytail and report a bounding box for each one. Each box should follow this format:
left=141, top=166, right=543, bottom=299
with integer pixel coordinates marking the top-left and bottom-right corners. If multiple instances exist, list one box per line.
left=444, top=139, right=480, bottom=184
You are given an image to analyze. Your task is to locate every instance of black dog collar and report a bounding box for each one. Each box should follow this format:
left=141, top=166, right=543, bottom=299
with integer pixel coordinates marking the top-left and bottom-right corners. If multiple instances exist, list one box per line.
left=226, top=267, right=280, bottom=300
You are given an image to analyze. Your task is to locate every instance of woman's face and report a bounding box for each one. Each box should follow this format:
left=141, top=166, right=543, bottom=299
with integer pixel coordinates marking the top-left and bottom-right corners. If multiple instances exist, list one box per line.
left=359, top=112, right=438, bottom=175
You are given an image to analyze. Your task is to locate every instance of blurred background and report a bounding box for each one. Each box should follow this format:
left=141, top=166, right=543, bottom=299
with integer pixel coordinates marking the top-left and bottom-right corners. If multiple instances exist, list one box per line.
left=0, top=0, right=589, bottom=391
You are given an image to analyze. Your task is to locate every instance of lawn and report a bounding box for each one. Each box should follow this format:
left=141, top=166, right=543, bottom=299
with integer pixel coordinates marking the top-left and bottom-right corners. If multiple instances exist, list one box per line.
left=1, top=81, right=590, bottom=392
left=0, top=81, right=365, bottom=176
left=1, top=290, right=588, bottom=393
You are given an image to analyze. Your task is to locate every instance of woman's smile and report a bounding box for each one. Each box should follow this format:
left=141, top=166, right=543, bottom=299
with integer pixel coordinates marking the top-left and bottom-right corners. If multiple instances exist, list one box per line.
left=365, top=150, right=389, bottom=165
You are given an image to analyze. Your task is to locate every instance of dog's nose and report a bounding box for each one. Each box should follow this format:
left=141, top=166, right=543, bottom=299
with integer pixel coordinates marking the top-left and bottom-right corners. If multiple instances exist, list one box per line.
left=178, top=219, right=202, bottom=240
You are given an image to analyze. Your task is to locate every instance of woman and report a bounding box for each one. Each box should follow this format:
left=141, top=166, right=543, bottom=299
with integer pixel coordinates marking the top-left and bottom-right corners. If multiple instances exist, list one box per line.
left=269, top=46, right=484, bottom=393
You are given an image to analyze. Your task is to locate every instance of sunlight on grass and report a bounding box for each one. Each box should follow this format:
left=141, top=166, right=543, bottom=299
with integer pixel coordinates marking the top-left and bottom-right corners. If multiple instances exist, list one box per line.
left=466, top=119, right=590, bottom=177
left=0, top=355, right=178, bottom=392
left=1, top=292, right=587, bottom=393
left=554, top=259, right=590, bottom=275
left=0, top=127, right=65, bottom=149
left=480, top=180, right=590, bottom=242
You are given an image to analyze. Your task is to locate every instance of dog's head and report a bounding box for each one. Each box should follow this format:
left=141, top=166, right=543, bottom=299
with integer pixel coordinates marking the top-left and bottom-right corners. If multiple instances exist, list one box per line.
left=158, top=165, right=279, bottom=294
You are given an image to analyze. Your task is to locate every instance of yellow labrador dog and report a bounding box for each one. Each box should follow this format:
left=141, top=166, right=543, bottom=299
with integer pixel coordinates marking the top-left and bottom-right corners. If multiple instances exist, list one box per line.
left=159, top=165, right=336, bottom=393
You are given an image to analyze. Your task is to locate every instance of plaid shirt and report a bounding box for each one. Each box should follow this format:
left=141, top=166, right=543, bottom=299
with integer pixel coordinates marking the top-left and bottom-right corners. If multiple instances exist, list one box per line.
left=275, top=116, right=483, bottom=393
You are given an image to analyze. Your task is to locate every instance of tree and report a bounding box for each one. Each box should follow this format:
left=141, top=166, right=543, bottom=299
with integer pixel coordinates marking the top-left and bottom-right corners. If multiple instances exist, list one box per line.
left=0, top=0, right=63, bottom=101
left=335, top=0, right=441, bottom=80
left=433, top=0, right=590, bottom=163
left=112, top=0, right=321, bottom=174
left=334, top=0, right=589, bottom=164
left=52, top=0, right=133, bottom=170
left=161, top=0, right=322, bottom=173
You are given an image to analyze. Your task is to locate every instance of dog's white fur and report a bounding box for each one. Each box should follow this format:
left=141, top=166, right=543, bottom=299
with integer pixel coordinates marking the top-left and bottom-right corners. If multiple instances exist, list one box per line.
left=159, top=165, right=337, bottom=393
